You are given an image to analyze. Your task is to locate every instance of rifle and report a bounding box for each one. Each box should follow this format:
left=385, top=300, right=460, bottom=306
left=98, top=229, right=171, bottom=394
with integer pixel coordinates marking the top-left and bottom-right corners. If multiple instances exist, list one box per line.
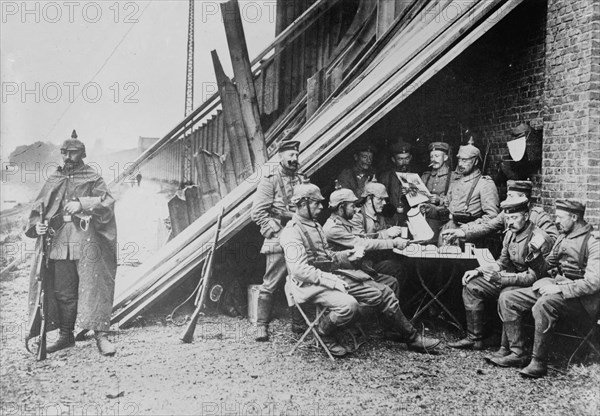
left=25, top=202, right=48, bottom=361
left=180, top=207, right=224, bottom=343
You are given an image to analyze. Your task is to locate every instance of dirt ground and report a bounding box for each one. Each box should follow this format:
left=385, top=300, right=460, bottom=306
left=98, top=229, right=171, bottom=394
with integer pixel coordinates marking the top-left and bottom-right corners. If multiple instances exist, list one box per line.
left=2, top=182, right=598, bottom=415
left=1, top=256, right=599, bottom=416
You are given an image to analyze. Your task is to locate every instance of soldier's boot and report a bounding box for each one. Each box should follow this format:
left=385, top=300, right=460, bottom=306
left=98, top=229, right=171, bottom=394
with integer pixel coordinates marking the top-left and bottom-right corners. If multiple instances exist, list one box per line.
left=47, top=329, right=75, bottom=353
left=520, top=331, right=550, bottom=378
left=388, top=309, right=441, bottom=353
left=255, top=292, right=273, bottom=342
left=316, top=315, right=347, bottom=358
left=448, top=310, right=485, bottom=350
left=95, top=332, right=116, bottom=356
left=484, top=330, right=510, bottom=363
left=489, top=321, right=528, bottom=368
left=290, top=306, right=307, bottom=335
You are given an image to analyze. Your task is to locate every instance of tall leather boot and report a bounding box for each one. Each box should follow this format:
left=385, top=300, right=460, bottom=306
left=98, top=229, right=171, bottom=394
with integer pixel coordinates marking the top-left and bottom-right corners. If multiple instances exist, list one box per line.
left=47, top=328, right=75, bottom=353
left=95, top=331, right=116, bottom=356
left=389, top=309, right=441, bottom=353
left=316, top=314, right=347, bottom=357
left=448, top=310, right=484, bottom=350
left=255, top=292, right=273, bottom=342
left=484, top=329, right=509, bottom=363
left=520, top=330, right=550, bottom=378
left=489, top=321, right=528, bottom=368
left=290, top=306, right=307, bottom=334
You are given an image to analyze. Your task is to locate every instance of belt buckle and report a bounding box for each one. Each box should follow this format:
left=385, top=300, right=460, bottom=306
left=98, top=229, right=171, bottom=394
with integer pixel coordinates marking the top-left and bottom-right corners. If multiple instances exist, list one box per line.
left=63, top=215, right=72, bottom=223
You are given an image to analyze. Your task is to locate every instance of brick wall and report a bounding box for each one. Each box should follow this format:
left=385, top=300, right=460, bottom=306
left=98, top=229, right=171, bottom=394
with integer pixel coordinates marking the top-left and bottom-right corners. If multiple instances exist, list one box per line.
left=541, top=0, right=600, bottom=226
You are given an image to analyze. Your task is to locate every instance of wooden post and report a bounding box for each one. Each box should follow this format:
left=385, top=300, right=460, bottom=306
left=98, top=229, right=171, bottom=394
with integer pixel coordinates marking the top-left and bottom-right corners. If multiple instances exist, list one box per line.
left=377, top=0, right=396, bottom=39
left=221, top=0, right=267, bottom=168
left=211, top=50, right=254, bottom=181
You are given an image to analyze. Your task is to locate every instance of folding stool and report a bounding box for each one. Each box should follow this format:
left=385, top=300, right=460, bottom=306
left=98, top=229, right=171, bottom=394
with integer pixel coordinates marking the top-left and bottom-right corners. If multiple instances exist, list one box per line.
left=284, top=282, right=335, bottom=361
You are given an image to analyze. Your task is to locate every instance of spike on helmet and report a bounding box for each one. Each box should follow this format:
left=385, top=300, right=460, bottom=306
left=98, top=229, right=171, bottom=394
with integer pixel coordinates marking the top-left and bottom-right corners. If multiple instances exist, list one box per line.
left=329, top=187, right=358, bottom=208
left=60, top=129, right=86, bottom=158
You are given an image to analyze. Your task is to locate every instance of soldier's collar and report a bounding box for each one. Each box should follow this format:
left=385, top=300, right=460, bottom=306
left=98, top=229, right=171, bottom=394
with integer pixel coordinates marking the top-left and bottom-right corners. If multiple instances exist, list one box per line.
left=566, top=222, right=592, bottom=239
left=460, top=169, right=482, bottom=182
left=278, top=163, right=299, bottom=177
left=514, top=221, right=534, bottom=242
left=330, top=213, right=353, bottom=227
left=293, top=213, right=319, bottom=228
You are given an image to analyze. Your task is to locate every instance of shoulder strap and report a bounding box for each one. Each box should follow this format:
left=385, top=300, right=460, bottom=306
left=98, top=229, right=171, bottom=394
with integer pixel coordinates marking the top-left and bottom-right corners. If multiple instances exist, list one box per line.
left=578, top=230, right=593, bottom=270
left=464, top=173, right=482, bottom=211
left=444, top=171, right=451, bottom=194
left=293, top=220, right=331, bottom=262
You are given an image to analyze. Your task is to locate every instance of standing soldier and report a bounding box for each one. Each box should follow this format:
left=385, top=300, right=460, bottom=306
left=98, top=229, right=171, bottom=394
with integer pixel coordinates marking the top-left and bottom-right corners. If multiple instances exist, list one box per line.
left=379, top=140, right=417, bottom=223
left=336, top=144, right=375, bottom=198
left=251, top=134, right=305, bottom=341
left=495, top=199, right=599, bottom=378
left=447, top=197, right=552, bottom=352
left=419, top=142, right=452, bottom=242
left=25, top=130, right=117, bottom=356
left=441, top=180, right=558, bottom=246
left=439, top=144, right=499, bottom=245
left=280, top=183, right=440, bottom=357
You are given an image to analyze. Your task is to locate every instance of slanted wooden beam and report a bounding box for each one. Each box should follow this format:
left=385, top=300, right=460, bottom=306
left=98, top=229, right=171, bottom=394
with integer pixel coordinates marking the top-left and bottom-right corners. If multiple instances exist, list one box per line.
left=377, top=0, right=396, bottom=39
left=221, top=0, right=267, bottom=168
left=307, top=69, right=325, bottom=119
left=211, top=50, right=253, bottom=181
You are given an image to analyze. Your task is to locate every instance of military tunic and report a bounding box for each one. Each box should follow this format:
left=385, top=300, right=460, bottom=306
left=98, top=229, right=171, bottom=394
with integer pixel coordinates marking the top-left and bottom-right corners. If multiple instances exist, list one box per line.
left=463, top=222, right=551, bottom=311
left=26, top=164, right=117, bottom=335
left=420, top=164, right=451, bottom=240
left=336, top=167, right=375, bottom=198
left=251, top=163, right=304, bottom=294
left=499, top=223, right=600, bottom=334
left=439, top=169, right=499, bottom=245
left=463, top=206, right=558, bottom=245
left=323, top=213, right=400, bottom=297
left=280, top=214, right=405, bottom=328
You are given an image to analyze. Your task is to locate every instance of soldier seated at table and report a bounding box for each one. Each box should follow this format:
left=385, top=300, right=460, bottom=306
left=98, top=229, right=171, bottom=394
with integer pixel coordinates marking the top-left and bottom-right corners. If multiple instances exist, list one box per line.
left=441, top=180, right=558, bottom=247
left=280, top=183, right=441, bottom=357
left=336, top=144, right=376, bottom=198
left=447, top=196, right=552, bottom=353
left=493, top=199, right=599, bottom=378
left=347, top=181, right=410, bottom=294
left=419, top=142, right=452, bottom=243
left=439, top=144, right=499, bottom=246
left=324, top=185, right=414, bottom=341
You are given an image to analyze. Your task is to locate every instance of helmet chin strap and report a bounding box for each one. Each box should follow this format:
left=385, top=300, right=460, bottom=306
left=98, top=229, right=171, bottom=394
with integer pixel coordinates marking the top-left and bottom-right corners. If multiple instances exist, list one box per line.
left=305, top=199, right=314, bottom=221
left=369, top=196, right=377, bottom=215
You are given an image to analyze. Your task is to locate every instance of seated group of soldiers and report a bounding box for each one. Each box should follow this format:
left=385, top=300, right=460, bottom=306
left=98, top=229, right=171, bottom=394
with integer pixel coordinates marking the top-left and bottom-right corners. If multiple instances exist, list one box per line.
left=251, top=132, right=599, bottom=379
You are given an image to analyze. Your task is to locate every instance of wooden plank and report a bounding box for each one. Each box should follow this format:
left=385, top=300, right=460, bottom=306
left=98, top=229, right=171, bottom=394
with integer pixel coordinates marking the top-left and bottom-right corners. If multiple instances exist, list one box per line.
left=211, top=50, right=254, bottom=181
left=114, top=0, right=517, bottom=323
left=306, top=69, right=325, bottom=119
left=221, top=0, right=267, bottom=168
left=167, top=192, right=190, bottom=237
left=377, top=0, right=396, bottom=39
left=184, top=186, right=203, bottom=222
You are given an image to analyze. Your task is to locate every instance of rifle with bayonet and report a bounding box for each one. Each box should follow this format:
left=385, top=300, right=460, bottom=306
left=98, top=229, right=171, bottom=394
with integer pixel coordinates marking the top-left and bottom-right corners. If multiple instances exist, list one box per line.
left=25, top=203, right=49, bottom=360
left=180, top=207, right=224, bottom=343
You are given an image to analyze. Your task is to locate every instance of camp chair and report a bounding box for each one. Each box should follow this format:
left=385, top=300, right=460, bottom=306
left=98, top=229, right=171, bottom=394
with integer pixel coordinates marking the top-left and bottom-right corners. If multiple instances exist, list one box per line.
left=567, top=316, right=600, bottom=368
left=284, top=282, right=335, bottom=361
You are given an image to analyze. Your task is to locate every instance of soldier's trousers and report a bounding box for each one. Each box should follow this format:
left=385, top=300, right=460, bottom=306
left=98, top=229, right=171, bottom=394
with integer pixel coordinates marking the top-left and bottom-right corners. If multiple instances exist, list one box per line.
left=48, top=260, right=79, bottom=331
left=259, top=252, right=287, bottom=295
left=373, top=259, right=405, bottom=298
left=463, top=277, right=518, bottom=311
left=295, top=277, right=405, bottom=328
left=498, top=283, right=588, bottom=334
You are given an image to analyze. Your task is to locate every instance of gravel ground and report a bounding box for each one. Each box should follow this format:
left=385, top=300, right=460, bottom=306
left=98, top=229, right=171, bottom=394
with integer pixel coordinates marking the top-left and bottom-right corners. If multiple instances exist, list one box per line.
left=1, top=257, right=599, bottom=416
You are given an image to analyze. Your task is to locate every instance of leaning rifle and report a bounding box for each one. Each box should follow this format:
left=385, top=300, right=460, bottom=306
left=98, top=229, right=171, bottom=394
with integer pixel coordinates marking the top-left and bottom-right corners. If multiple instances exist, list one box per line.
left=25, top=203, right=49, bottom=361
left=180, top=207, right=224, bottom=343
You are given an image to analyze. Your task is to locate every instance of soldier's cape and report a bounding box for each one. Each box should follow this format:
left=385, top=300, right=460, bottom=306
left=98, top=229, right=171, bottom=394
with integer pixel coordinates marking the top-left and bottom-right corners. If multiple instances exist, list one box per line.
left=26, top=164, right=117, bottom=336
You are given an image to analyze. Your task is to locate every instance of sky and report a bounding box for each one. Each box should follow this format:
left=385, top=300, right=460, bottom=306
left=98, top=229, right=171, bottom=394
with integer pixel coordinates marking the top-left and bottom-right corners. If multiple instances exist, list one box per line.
left=0, top=0, right=277, bottom=159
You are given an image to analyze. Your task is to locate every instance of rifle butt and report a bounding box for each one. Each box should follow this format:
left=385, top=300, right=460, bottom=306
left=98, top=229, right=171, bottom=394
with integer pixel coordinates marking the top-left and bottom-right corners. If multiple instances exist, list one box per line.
left=180, top=307, right=202, bottom=343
